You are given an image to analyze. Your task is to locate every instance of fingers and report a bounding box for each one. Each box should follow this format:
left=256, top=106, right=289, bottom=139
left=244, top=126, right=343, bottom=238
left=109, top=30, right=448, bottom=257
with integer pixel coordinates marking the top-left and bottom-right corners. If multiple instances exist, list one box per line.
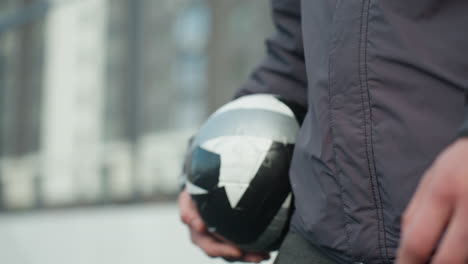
left=431, top=197, right=468, bottom=264
left=190, top=229, right=243, bottom=259
left=190, top=228, right=270, bottom=261
left=401, top=168, right=435, bottom=231
left=241, top=252, right=271, bottom=263
left=179, top=190, right=248, bottom=260
left=224, top=252, right=270, bottom=263
left=397, top=182, right=454, bottom=264
left=179, top=190, right=270, bottom=262
left=178, top=190, right=205, bottom=233
left=210, top=232, right=270, bottom=262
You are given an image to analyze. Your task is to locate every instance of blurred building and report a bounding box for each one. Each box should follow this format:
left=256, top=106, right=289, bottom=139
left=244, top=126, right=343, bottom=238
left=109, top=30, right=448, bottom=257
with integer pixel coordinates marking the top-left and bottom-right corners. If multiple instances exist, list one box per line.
left=0, top=0, right=272, bottom=210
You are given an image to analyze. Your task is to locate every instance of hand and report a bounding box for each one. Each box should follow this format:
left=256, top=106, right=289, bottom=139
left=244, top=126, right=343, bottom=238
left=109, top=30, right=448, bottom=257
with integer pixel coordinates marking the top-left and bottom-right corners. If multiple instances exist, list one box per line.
left=397, top=138, right=468, bottom=264
left=178, top=189, right=270, bottom=263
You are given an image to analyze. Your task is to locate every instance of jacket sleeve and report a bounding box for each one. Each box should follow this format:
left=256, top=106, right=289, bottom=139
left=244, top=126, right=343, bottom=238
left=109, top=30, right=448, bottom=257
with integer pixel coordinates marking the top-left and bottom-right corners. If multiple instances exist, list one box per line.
left=234, top=0, right=307, bottom=110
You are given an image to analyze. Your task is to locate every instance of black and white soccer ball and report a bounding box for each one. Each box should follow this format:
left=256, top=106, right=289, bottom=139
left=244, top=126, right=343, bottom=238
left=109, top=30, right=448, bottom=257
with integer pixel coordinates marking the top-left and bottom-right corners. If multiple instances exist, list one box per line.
left=186, top=94, right=302, bottom=252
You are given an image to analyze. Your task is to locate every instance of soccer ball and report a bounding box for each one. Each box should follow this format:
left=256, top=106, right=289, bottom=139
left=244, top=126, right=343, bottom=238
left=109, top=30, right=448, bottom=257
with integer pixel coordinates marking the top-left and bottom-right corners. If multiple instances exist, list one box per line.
left=186, top=94, right=301, bottom=251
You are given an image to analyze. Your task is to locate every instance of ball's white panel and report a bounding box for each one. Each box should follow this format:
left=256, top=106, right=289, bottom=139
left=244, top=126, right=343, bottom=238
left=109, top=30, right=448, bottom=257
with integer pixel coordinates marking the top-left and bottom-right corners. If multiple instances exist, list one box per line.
left=223, top=183, right=250, bottom=209
left=201, top=136, right=273, bottom=208
left=213, top=94, right=294, bottom=118
left=281, top=194, right=292, bottom=209
left=186, top=181, right=209, bottom=195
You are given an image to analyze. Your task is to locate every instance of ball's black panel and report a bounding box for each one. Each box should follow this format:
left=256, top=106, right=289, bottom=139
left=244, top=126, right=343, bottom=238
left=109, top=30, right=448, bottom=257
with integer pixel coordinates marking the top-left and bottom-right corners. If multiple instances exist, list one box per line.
left=234, top=142, right=294, bottom=249
left=188, top=146, right=220, bottom=191
left=190, top=142, right=295, bottom=251
left=241, top=204, right=294, bottom=251
left=276, top=97, right=307, bottom=125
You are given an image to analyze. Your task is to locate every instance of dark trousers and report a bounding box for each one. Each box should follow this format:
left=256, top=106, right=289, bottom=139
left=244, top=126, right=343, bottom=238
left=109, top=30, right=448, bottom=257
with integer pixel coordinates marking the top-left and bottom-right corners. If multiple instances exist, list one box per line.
left=273, top=231, right=336, bottom=264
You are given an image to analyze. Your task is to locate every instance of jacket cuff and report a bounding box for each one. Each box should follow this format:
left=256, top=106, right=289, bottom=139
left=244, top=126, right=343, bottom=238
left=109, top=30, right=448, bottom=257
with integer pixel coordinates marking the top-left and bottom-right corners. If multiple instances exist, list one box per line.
left=458, top=118, right=468, bottom=138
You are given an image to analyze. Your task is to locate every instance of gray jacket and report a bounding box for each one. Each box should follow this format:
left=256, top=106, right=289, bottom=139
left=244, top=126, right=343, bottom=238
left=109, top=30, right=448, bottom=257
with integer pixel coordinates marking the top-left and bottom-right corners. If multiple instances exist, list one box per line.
left=235, top=0, right=468, bottom=263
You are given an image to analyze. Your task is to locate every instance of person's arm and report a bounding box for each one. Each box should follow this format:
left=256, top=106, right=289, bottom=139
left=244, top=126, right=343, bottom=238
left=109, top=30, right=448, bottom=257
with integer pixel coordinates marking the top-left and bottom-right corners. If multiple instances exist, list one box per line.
left=234, top=0, right=307, bottom=109
left=179, top=0, right=306, bottom=262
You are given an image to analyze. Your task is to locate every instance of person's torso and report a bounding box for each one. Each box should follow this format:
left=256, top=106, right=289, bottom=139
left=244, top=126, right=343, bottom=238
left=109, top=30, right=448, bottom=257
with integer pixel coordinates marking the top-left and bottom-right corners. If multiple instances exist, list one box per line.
left=289, top=0, right=468, bottom=263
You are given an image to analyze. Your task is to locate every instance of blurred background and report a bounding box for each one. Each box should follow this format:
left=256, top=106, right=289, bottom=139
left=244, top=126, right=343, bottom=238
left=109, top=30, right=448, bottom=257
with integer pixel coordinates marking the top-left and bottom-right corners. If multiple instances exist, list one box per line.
left=0, top=0, right=274, bottom=263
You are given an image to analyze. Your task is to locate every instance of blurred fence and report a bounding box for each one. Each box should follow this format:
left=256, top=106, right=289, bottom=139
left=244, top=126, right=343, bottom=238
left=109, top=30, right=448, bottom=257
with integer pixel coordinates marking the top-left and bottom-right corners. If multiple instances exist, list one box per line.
left=0, top=0, right=272, bottom=210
